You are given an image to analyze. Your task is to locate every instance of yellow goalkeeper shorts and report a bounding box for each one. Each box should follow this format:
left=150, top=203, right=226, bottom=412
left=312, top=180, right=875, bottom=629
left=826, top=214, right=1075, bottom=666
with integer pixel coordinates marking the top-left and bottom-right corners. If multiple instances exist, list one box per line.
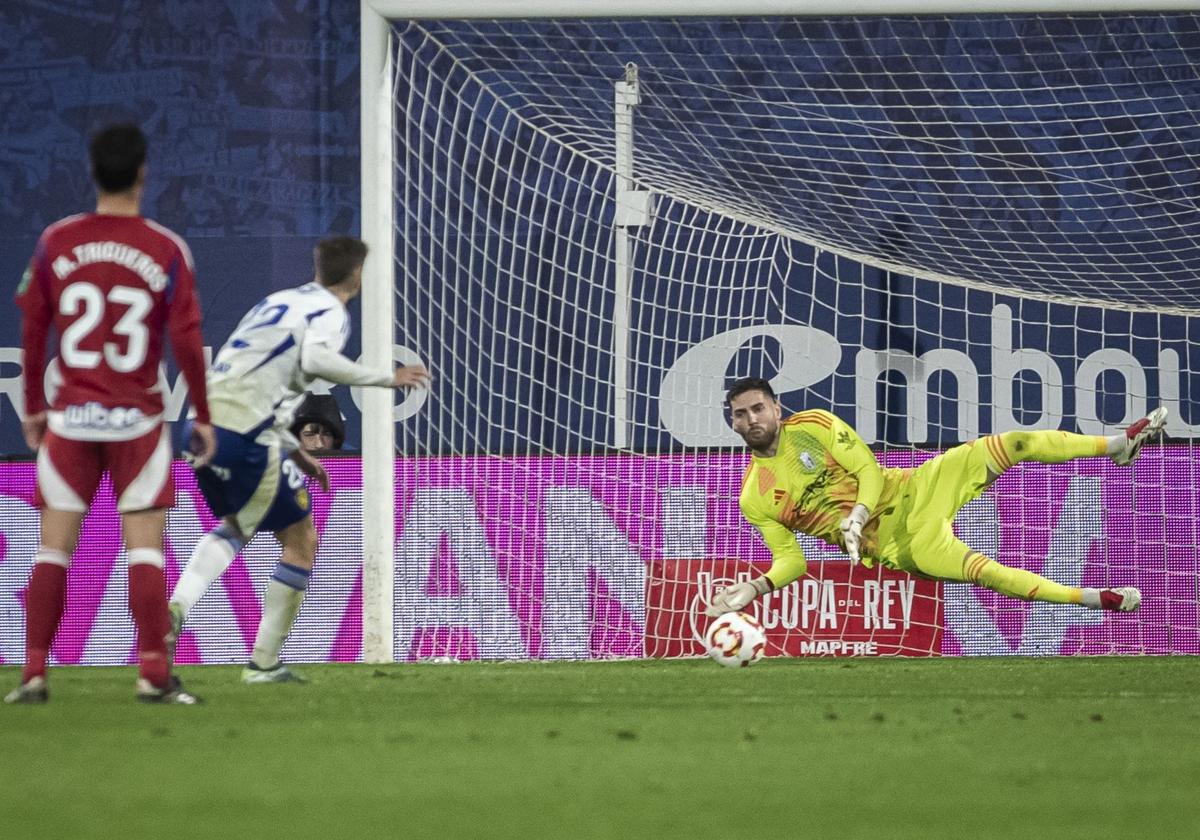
left=870, top=438, right=998, bottom=580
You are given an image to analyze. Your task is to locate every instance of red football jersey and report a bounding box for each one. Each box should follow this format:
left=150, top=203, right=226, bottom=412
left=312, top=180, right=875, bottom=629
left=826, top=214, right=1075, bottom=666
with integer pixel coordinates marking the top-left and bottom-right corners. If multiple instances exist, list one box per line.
left=17, top=213, right=210, bottom=440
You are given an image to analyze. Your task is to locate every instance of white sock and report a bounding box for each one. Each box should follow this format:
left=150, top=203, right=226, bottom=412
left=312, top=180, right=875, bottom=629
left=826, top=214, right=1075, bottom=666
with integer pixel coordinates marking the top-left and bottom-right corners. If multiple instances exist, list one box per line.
left=250, top=575, right=307, bottom=669
left=1081, top=588, right=1102, bottom=609
left=1104, top=435, right=1126, bottom=456
left=171, top=532, right=239, bottom=615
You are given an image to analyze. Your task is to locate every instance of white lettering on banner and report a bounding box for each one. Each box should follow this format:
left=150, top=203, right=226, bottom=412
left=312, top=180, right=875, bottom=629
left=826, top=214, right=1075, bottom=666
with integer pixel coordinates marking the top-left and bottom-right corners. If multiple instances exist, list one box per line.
left=283, top=490, right=362, bottom=661
left=800, top=640, right=878, bottom=655
left=688, top=535, right=846, bottom=643
left=1159, top=350, right=1200, bottom=436
left=0, top=347, right=24, bottom=420
left=992, top=305, right=1063, bottom=432
left=0, top=349, right=212, bottom=426
left=44, top=358, right=61, bottom=407
left=395, top=488, right=525, bottom=660
left=942, top=477, right=1103, bottom=655
left=543, top=487, right=647, bottom=659
left=349, top=344, right=427, bottom=421
left=856, top=347, right=978, bottom=442
left=660, top=486, right=706, bottom=559
left=658, top=303, right=1193, bottom=445
left=0, top=495, right=39, bottom=663
left=658, top=325, right=841, bottom=446
left=2, top=301, right=1197, bottom=444
left=1015, top=475, right=1105, bottom=655
left=762, top=577, right=838, bottom=630
left=862, top=579, right=915, bottom=630
left=79, top=555, right=135, bottom=665
left=163, top=348, right=213, bottom=419
left=1075, top=349, right=1145, bottom=436
left=167, top=492, right=356, bottom=665
left=698, top=572, right=839, bottom=637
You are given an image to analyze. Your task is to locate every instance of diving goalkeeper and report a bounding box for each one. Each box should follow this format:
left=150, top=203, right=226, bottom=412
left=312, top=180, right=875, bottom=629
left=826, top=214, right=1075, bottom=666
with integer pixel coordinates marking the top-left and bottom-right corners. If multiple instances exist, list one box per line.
left=706, top=377, right=1167, bottom=617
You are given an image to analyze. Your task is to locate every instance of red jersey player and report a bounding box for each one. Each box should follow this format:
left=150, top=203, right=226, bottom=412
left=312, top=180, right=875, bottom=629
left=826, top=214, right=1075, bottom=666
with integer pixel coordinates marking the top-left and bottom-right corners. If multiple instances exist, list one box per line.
left=6, top=124, right=217, bottom=705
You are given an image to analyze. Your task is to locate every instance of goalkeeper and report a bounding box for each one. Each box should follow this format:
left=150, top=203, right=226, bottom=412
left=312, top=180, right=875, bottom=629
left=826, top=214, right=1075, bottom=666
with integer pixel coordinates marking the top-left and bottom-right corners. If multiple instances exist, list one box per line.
left=707, top=377, right=1167, bottom=618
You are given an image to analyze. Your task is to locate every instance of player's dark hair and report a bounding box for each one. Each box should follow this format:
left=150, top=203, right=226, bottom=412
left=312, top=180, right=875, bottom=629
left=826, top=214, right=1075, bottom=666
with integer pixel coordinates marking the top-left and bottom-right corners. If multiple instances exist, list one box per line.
left=89, top=123, right=147, bottom=193
left=289, top=393, right=346, bottom=450
left=726, top=377, right=776, bottom=407
left=315, top=236, right=369, bottom=287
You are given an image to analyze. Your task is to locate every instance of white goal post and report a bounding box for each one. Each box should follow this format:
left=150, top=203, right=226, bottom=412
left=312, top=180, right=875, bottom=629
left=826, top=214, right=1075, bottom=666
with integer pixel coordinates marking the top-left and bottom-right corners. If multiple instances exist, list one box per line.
left=360, top=0, right=1200, bottom=663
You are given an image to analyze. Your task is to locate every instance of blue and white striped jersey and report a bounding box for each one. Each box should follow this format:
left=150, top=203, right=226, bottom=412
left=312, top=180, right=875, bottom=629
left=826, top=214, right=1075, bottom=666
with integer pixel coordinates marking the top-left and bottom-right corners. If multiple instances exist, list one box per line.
left=207, top=282, right=370, bottom=437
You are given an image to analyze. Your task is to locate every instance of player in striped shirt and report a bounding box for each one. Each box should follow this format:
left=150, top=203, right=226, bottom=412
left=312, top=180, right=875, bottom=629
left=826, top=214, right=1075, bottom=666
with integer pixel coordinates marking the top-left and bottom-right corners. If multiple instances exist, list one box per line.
left=168, top=236, right=429, bottom=683
left=706, top=377, right=1167, bottom=618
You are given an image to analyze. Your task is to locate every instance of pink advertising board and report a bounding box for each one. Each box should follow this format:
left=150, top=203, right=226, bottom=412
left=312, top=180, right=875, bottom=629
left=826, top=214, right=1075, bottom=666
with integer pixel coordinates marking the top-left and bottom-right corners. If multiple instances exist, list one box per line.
left=0, top=448, right=1194, bottom=665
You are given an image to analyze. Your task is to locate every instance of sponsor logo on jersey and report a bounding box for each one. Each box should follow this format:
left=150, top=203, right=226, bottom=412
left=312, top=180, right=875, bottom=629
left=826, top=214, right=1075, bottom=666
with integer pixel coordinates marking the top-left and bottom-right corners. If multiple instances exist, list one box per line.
left=63, top=401, right=146, bottom=431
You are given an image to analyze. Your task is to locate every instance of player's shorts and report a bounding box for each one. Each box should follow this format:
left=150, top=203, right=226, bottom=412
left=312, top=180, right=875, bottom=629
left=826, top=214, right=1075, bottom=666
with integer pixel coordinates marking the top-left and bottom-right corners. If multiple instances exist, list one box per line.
left=188, top=421, right=310, bottom=536
left=872, top=439, right=995, bottom=574
left=36, top=425, right=174, bottom=513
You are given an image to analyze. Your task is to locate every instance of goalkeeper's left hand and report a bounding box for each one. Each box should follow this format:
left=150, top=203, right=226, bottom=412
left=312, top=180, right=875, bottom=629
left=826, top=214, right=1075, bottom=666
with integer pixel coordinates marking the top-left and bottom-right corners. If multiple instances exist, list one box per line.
left=705, top=576, right=772, bottom=617
left=839, top=503, right=871, bottom=565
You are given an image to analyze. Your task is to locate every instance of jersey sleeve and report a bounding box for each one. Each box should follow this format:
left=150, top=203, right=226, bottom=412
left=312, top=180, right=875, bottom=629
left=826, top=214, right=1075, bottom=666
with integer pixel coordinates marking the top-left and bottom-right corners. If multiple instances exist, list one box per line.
left=303, top=305, right=349, bottom=352
left=824, top=412, right=885, bottom=513
left=15, top=237, right=54, bottom=416
left=164, top=246, right=210, bottom=424
left=743, top=499, right=808, bottom=589
left=299, top=342, right=393, bottom=387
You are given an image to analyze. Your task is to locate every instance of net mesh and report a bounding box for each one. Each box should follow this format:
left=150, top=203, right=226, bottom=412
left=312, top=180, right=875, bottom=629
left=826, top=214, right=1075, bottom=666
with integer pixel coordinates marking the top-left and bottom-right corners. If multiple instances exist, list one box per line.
left=388, top=14, right=1200, bottom=660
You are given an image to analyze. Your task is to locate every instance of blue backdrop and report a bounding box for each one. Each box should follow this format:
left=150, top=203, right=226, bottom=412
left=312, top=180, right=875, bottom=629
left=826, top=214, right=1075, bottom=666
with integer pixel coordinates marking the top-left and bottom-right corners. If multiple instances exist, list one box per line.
left=2, top=7, right=1198, bottom=456
left=390, top=16, right=1200, bottom=454
left=0, top=0, right=361, bottom=454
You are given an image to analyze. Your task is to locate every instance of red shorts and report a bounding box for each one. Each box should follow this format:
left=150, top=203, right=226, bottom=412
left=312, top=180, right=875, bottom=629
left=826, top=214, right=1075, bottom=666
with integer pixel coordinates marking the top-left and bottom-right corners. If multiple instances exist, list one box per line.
left=35, top=426, right=174, bottom=513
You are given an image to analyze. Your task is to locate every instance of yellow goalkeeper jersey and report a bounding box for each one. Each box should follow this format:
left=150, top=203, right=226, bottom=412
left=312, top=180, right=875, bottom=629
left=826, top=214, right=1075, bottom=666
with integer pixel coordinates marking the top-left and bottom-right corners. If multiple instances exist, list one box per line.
left=738, top=409, right=908, bottom=588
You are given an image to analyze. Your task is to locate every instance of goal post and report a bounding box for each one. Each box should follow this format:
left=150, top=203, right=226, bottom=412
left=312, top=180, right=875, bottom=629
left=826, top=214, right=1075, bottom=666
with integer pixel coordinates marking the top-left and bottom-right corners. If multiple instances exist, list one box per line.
left=360, top=0, right=1200, bottom=662
left=359, top=1, right=396, bottom=663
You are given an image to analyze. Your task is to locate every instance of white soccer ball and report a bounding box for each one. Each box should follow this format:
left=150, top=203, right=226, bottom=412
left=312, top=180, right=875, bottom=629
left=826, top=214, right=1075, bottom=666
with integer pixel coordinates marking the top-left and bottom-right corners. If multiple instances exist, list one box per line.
left=705, top=611, right=767, bottom=668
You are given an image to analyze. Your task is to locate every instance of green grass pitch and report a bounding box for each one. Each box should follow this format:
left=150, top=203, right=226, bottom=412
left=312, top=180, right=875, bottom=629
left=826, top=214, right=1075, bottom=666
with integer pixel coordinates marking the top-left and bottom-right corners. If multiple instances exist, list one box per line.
left=2, top=657, right=1198, bottom=840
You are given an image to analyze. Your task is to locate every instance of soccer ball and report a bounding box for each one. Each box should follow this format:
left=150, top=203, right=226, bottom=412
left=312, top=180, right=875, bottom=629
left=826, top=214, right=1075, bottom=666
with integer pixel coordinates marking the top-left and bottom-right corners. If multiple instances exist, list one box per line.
left=705, top=611, right=767, bottom=668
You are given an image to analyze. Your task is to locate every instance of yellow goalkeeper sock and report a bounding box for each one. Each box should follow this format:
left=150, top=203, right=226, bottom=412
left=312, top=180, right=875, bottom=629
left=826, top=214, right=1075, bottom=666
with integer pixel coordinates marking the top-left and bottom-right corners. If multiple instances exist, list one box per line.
left=963, top=551, right=1082, bottom=604
left=983, top=430, right=1106, bottom=473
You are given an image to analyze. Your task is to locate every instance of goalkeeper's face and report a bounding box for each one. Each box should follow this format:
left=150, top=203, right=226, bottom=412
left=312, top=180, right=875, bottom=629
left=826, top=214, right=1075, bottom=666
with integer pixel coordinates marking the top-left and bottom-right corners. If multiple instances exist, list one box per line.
left=728, top=390, right=782, bottom=453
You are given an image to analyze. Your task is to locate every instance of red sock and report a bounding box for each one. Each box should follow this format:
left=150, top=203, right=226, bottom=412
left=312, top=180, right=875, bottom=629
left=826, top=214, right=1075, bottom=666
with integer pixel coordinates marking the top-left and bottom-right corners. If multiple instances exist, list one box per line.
left=128, top=563, right=170, bottom=688
left=23, top=562, right=68, bottom=683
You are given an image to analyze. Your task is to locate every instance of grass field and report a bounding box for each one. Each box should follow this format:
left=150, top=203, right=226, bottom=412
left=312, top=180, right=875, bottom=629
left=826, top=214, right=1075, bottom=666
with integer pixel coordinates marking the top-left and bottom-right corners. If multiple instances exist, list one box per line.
left=2, top=657, right=1198, bottom=840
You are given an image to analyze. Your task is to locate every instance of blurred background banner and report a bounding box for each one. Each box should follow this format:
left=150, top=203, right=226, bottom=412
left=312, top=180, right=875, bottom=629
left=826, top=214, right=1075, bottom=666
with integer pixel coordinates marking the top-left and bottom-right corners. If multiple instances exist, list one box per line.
left=0, top=0, right=362, bottom=453
left=0, top=449, right=1193, bottom=664
left=3, top=7, right=1199, bottom=455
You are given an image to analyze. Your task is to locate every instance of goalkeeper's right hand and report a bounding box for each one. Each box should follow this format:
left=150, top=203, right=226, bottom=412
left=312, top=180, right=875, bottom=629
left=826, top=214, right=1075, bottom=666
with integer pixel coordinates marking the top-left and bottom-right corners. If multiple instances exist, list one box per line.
left=705, top=576, right=772, bottom=617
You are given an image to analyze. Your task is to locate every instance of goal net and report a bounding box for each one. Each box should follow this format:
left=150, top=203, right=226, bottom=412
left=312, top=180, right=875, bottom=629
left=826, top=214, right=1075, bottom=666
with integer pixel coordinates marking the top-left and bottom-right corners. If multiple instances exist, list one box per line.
left=369, top=5, right=1200, bottom=660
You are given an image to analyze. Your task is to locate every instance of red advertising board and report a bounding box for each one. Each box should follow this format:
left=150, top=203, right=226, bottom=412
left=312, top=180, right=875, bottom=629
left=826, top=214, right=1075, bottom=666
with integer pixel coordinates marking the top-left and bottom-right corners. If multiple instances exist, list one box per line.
left=647, top=559, right=942, bottom=657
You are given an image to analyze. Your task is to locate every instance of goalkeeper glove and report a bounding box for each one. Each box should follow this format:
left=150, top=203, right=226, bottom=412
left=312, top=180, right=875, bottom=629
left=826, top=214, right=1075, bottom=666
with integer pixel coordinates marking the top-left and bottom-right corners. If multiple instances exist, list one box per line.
left=839, top=503, right=871, bottom=565
left=705, top=576, right=772, bottom=617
